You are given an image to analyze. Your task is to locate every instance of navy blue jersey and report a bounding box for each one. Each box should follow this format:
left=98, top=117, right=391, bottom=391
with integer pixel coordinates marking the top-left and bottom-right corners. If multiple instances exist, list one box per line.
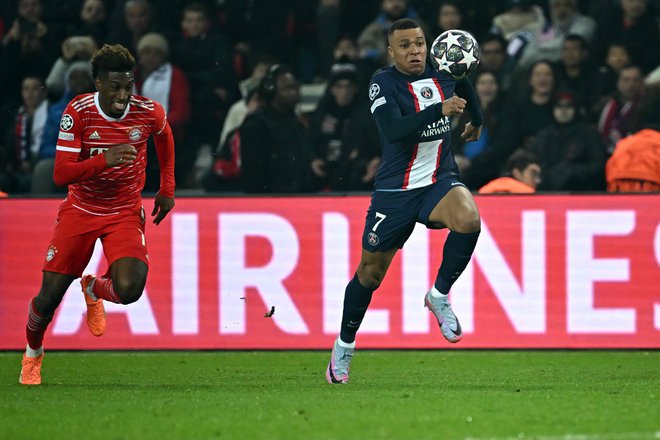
left=369, top=64, right=460, bottom=190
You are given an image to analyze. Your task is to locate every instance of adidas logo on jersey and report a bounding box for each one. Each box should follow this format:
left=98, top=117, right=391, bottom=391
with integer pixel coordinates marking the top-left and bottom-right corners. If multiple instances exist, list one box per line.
left=89, top=131, right=101, bottom=140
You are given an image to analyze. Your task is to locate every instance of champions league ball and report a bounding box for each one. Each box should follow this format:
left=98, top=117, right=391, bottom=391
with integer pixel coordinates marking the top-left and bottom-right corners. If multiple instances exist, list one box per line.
left=430, top=29, right=480, bottom=80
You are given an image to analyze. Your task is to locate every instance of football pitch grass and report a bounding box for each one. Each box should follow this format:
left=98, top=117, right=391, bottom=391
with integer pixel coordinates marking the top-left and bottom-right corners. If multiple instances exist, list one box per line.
left=1, top=351, right=658, bottom=440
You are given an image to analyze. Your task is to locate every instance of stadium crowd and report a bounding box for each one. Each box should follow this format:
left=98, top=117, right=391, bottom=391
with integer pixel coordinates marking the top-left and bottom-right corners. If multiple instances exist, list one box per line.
left=1, top=0, right=659, bottom=196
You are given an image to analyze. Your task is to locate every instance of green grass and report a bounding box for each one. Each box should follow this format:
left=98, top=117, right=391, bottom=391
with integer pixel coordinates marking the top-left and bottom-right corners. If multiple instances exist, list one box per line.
left=1, top=351, right=658, bottom=440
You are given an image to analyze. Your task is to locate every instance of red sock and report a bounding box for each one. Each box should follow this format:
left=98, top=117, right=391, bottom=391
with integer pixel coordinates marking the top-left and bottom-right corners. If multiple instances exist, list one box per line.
left=26, top=299, right=52, bottom=350
left=92, top=277, right=123, bottom=303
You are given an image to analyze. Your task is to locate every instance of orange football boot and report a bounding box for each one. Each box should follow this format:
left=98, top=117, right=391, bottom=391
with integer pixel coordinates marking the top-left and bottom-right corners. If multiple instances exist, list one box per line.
left=20, top=353, right=43, bottom=385
left=81, top=275, right=106, bottom=336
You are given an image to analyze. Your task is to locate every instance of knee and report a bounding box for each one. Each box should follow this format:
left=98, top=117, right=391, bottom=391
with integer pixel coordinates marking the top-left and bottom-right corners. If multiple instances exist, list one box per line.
left=356, top=264, right=386, bottom=290
left=113, top=277, right=145, bottom=305
left=453, top=211, right=481, bottom=234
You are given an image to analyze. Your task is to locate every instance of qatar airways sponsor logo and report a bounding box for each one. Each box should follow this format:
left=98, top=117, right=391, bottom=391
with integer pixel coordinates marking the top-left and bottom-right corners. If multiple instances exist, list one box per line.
left=420, top=117, right=451, bottom=138
left=50, top=210, right=659, bottom=337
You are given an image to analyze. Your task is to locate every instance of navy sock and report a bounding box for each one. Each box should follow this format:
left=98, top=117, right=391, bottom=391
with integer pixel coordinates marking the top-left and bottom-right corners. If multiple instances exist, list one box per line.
left=339, top=274, right=374, bottom=344
left=434, top=230, right=480, bottom=294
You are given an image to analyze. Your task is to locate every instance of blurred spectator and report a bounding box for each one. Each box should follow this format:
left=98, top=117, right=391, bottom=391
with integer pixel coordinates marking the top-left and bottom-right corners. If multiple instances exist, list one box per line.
left=553, top=34, right=597, bottom=115
left=0, top=0, right=60, bottom=105
left=64, top=0, right=109, bottom=46
left=202, top=87, right=263, bottom=193
left=135, top=32, right=192, bottom=189
left=33, top=61, right=95, bottom=194
left=477, top=33, right=513, bottom=90
left=518, top=0, right=596, bottom=67
left=478, top=149, right=541, bottom=193
left=45, top=35, right=97, bottom=101
left=173, top=2, right=236, bottom=149
left=240, top=65, right=313, bottom=193
left=452, top=69, right=506, bottom=176
left=489, top=0, right=545, bottom=62
left=431, top=0, right=463, bottom=37
left=136, top=32, right=190, bottom=140
left=329, top=36, right=373, bottom=90
left=221, top=0, right=299, bottom=72
left=594, top=0, right=660, bottom=74
left=238, top=53, right=277, bottom=100
left=531, top=91, right=606, bottom=191
left=598, top=65, right=645, bottom=154
left=357, top=0, right=425, bottom=69
left=606, top=127, right=660, bottom=192
left=316, top=0, right=342, bottom=76
left=591, top=42, right=632, bottom=117
left=309, top=63, right=379, bottom=191
left=462, top=60, right=556, bottom=190
left=106, top=0, right=153, bottom=56
left=0, top=74, right=48, bottom=193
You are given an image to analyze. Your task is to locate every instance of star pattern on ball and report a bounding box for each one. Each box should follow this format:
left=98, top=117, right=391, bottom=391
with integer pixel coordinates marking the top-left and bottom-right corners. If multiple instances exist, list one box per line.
left=441, top=30, right=463, bottom=49
left=458, top=46, right=478, bottom=69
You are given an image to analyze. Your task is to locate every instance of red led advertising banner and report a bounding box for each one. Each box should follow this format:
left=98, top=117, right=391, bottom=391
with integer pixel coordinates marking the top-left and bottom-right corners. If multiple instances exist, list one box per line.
left=0, top=195, right=658, bottom=349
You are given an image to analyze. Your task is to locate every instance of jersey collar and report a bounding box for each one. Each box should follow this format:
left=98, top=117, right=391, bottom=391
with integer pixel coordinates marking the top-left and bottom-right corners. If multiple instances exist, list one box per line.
left=94, top=92, right=131, bottom=121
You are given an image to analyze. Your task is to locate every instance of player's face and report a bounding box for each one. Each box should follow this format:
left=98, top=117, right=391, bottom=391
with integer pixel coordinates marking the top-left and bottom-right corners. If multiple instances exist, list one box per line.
left=96, top=71, right=134, bottom=118
left=388, top=27, right=426, bottom=76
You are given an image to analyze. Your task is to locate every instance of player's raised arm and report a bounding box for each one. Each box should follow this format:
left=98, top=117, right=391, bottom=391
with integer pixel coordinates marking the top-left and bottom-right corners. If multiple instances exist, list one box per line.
left=369, top=73, right=448, bottom=143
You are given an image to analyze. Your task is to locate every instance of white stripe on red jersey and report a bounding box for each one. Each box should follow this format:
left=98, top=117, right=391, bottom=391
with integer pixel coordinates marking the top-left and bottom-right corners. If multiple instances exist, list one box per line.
left=56, top=92, right=169, bottom=215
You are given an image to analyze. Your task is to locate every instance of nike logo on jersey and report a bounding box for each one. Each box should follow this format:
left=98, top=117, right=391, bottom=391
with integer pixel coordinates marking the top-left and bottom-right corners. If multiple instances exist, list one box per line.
left=89, top=131, right=101, bottom=140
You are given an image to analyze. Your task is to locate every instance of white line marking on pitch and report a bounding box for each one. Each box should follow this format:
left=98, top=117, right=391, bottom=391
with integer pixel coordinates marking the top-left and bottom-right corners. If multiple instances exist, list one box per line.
left=464, top=432, right=660, bottom=440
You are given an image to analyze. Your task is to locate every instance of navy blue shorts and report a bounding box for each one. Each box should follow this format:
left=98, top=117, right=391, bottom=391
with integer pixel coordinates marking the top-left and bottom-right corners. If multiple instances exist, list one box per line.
left=362, top=176, right=465, bottom=252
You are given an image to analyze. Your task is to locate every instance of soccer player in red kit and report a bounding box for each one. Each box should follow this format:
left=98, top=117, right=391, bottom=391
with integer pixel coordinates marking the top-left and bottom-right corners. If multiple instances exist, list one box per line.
left=19, top=44, right=176, bottom=385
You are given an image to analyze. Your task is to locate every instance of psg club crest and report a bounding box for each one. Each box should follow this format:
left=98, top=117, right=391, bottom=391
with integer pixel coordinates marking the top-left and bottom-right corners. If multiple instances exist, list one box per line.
left=129, top=127, right=142, bottom=141
left=368, top=232, right=379, bottom=246
left=60, top=114, right=74, bottom=131
left=421, top=87, right=434, bottom=99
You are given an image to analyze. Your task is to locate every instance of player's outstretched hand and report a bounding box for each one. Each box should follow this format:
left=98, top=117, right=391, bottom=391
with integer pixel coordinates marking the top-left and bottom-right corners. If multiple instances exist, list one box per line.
left=460, top=122, right=482, bottom=142
left=105, top=144, right=137, bottom=167
left=152, top=193, right=175, bottom=225
left=441, top=96, right=466, bottom=117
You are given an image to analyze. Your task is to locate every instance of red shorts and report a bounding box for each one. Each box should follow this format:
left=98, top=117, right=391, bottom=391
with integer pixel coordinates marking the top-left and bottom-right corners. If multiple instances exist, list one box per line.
left=42, top=199, right=149, bottom=277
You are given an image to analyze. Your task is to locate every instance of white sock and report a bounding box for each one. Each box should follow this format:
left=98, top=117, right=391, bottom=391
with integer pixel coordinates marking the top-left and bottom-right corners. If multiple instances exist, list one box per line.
left=430, top=286, right=448, bottom=298
left=25, top=344, right=43, bottom=357
left=337, top=337, right=356, bottom=349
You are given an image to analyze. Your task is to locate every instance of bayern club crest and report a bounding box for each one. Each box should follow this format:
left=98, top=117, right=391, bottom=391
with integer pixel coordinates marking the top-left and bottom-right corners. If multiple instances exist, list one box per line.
left=129, top=127, right=142, bottom=141
left=45, top=245, right=57, bottom=262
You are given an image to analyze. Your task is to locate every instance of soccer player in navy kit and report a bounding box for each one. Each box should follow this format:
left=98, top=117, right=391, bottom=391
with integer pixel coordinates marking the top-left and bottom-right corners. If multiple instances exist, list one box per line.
left=326, top=18, right=484, bottom=384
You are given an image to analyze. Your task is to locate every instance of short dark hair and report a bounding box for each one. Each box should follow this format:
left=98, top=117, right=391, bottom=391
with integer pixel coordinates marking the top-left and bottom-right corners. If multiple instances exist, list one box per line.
left=91, top=44, right=136, bottom=78
left=388, top=18, right=421, bottom=39
left=564, top=34, right=588, bottom=51
left=505, top=149, right=539, bottom=175
left=183, top=2, right=208, bottom=18
left=480, top=33, right=506, bottom=49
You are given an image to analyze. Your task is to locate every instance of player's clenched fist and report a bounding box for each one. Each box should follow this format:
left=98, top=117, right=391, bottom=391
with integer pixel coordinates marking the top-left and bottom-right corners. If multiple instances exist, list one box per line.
left=105, top=144, right=137, bottom=167
left=441, top=96, right=466, bottom=117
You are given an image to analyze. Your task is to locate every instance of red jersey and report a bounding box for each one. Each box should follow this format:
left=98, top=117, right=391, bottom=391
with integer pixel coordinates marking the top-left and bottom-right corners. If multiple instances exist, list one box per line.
left=54, top=92, right=175, bottom=215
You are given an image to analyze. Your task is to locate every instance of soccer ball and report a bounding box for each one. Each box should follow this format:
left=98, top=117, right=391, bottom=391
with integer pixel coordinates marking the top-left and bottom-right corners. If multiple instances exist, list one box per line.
left=430, top=30, right=480, bottom=80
